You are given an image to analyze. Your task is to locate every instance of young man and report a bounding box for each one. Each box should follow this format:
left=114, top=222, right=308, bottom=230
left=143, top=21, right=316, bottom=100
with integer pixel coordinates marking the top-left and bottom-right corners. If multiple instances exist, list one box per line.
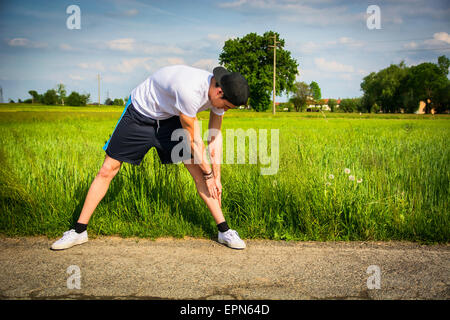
left=51, top=65, right=250, bottom=250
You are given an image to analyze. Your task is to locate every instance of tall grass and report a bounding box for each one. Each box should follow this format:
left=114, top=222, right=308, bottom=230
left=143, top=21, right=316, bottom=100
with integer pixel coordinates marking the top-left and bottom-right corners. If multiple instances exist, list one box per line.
left=0, top=107, right=448, bottom=242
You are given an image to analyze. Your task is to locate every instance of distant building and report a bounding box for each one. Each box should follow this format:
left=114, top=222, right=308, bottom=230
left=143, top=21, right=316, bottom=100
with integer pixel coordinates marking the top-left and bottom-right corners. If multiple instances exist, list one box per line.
left=415, top=100, right=436, bottom=114
left=307, top=98, right=340, bottom=112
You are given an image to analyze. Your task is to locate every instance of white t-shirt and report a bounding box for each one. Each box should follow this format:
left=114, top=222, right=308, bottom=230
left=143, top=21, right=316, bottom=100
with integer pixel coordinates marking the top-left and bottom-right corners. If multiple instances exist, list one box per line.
left=130, top=65, right=225, bottom=120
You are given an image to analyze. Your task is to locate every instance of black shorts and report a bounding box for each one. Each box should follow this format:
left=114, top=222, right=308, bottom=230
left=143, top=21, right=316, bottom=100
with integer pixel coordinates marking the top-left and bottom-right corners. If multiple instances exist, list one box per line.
left=102, top=99, right=191, bottom=165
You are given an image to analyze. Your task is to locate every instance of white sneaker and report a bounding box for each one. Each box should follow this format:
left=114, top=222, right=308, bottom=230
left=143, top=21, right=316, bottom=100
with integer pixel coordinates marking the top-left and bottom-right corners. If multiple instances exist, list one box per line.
left=51, top=229, right=88, bottom=250
left=218, top=229, right=246, bottom=249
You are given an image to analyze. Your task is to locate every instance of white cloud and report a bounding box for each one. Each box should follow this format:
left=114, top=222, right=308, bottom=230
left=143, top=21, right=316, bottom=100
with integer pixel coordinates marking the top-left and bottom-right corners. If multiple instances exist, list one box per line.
left=113, top=57, right=152, bottom=74
left=431, top=32, right=450, bottom=44
left=314, top=57, right=354, bottom=73
left=402, top=32, right=450, bottom=51
left=299, top=37, right=365, bottom=54
left=77, top=62, right=106, bottom=72
left=69, top=74, right=84, bottom=81
left=124, top=9, right=139, bottom=16
left=403, top=41, right=418, bottom=49
left=339, top=74, right=353, bottom=80
left=207, top=34, right=222, bottom=40
left=219, top=0, right=363, bottom=26
left=59, top=43, right=74, bottom=51
left=8, top=38, right=47, bottom=48
left=106, top=38, right=135, bottom=51
left=219, top=0, right=248, bottom=8
left=102, top=75, right=124, bottom=83
left=166, top=57, right=185, bottom=65
left=141, top=44, right=184, bottom=55
left=192, top=59, right=219, bottom=72
left=104, top=38, right=184, bottom=55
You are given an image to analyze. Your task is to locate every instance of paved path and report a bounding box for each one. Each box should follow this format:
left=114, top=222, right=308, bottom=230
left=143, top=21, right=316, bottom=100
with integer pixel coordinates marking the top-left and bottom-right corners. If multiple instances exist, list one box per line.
left=0, top=236, right=448, bottom=300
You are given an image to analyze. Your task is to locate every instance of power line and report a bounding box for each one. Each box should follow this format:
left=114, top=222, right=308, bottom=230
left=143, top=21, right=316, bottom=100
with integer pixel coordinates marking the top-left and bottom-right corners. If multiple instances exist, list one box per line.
left=97, top=74, right=101, bottom=105
left=396, top=46, right=450, bottom=52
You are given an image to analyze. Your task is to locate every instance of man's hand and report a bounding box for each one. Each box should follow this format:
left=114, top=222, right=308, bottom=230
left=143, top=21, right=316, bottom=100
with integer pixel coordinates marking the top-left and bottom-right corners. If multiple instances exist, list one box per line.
left=205, top=176, right=220, bottom=202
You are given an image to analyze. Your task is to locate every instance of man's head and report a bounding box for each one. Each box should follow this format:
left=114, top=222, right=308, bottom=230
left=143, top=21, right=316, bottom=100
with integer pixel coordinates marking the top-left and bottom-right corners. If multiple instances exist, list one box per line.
left=209, top=67, right=249, bottom=111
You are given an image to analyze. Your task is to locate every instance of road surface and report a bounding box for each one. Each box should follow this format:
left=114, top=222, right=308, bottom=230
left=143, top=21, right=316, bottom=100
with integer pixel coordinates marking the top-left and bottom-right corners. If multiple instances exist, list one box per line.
left=0, top=236, right=448, bottom=300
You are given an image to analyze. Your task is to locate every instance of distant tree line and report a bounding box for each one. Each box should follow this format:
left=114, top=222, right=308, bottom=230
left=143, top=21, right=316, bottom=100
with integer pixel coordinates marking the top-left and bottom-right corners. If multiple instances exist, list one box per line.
left=360, top=55, right=449, bottom=114
left=13, top=84, right=127, bottom=107
left=26, top=84, right=91, bottom=106
left=287, top=55, right=449, bottom=114
left=104, top=98, right=126, bottom=106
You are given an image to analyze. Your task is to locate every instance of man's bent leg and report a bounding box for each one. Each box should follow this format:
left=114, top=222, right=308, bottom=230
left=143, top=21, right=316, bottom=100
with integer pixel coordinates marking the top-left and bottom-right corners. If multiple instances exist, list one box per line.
left=183, top=163, right=225, bottom=225
left=77, top=155, right=122, bottom=224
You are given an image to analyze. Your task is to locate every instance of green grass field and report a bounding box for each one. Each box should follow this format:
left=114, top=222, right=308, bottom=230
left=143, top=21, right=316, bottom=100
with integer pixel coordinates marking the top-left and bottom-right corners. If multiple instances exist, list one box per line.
left=0, top=104, right=449, bottom=243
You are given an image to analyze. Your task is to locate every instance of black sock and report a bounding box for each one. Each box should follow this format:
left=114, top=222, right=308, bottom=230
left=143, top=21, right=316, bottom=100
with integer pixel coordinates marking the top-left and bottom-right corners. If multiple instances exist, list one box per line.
left=74, top=222, right=87, bottom=234
left=217, top=221, right=230, bottom=233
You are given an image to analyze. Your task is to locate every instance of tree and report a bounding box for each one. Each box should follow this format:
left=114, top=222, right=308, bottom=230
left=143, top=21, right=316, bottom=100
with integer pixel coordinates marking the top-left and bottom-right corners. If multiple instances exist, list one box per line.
left=113, top=98, right=124, bottom=106
left=360, top=56, right=449, bottom=113
left=339, top=98, right=360, bottom=113
left=66, top=91, right=90, bottom=106
left=437, top=55, right=450, bottom=76
left=309, top=81, right=321, bottom=100
left=289, top=81, right=310, bottom=112
left=434, top=82, right=450, bottom=113
left=360, top=62, right=409, bottom=113
left=28, top=90, right=41, bottom=104
left=104, top=98, right=113, bottom=105
left=80, top=93, right=90, bottom=105
left=219, top=31, right=299, bottom=112
left=56, top=83, right=67, bottom=105
left=327, top=99, right=337, bottom=112
left=405, top=62, right=447, bottom=113
left=42, top=89, right=58, bottom=105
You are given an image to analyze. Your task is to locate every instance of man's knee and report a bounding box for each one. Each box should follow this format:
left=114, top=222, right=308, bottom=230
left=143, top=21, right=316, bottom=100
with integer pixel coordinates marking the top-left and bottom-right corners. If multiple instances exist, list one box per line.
left=98, top=157, right=121, bottom=179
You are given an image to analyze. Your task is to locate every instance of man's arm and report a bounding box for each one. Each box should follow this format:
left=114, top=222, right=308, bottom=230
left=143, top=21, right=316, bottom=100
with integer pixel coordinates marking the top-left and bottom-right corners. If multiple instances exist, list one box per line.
left=207, top=111, right=223, bottom=206
left=179, top=113, right=219, bottom=201
left=207, top=111, right=223, bottom=180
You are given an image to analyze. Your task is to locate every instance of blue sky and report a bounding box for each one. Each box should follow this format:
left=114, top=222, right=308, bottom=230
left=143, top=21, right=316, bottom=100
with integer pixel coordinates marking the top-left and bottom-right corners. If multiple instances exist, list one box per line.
left=0, top=0, right=449, bottom=103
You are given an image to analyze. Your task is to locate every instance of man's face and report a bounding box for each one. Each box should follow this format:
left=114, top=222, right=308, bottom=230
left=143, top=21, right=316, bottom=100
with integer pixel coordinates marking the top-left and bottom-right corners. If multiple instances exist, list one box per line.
left=209, top=78, right=237, bottom=111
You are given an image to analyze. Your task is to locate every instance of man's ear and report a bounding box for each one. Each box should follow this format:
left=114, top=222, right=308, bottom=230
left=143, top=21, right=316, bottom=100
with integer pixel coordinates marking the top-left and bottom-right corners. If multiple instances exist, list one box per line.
left=216, top=86, right=224, bottom=97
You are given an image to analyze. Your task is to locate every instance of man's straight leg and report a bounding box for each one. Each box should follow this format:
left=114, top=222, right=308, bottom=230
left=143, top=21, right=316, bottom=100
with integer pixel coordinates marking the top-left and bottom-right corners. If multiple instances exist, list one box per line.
left=51, top=154, right=122, bottom=250
left=77, top=154, right=122, bottom=224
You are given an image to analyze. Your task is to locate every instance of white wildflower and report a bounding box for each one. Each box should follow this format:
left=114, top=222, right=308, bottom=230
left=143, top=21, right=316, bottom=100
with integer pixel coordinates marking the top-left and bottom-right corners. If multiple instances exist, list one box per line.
left=344, top=168, right=351, bottom=174
left=349, top=175, right=355, bottom=181
left=328, top=174, right=334, bottom=179
left=357, top=178, right=363, bottom=183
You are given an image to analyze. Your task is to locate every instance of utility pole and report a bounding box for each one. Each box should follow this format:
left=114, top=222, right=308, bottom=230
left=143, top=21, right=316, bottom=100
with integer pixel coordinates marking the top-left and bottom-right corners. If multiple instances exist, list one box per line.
left=269, top=34, right=279, bottom=115
left=97, top=74, right=101, bottom=105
